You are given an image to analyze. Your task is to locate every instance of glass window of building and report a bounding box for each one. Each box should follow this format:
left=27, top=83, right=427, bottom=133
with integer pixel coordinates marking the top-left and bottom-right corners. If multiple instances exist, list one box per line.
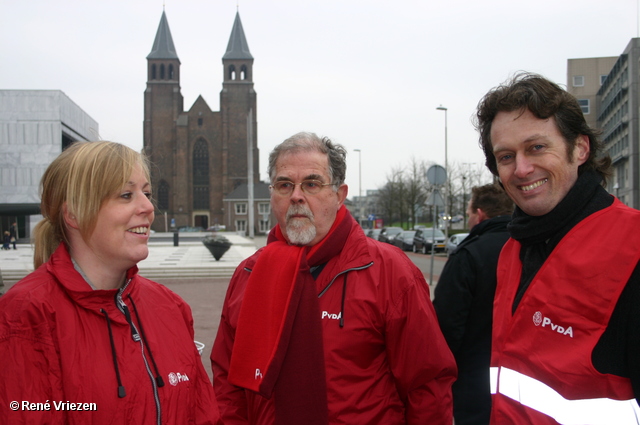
left=578, top=99, right=590, bottom=114
left=235, top=203, right=247, bottom=215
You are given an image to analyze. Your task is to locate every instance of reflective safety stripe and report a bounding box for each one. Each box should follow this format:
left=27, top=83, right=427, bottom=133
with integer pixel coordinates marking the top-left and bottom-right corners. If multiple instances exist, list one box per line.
left=489, top=366, right=640, bottom=425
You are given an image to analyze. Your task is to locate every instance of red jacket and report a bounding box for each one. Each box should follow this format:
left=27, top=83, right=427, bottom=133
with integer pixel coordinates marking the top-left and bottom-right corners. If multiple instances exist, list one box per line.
left=491, top=200, right=640, bottom=424
left=211, top=225, right=457, bottom=424
left=0, top=243, right=221, bottom=425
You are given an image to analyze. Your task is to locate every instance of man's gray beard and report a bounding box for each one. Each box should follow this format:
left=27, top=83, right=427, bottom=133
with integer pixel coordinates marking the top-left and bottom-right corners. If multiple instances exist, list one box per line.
left=285, top=206, right=316, bottom=245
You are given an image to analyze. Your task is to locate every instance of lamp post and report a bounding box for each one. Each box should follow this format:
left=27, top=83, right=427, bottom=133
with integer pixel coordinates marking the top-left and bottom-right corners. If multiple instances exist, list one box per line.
left=354, top=148, right=362, bottom=226
left=461, top=162, right=475, bottom=229
left=436, top=105, right=449, bottom=240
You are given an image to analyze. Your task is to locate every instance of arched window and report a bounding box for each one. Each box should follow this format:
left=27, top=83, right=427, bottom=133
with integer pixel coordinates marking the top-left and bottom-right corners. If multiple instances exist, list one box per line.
left=168, top=64, right=174, bottom=80
left=229, top=65, right=236, bottom=81
left=193, top=139, right=210, bottom=209
left=151, top=64, right=157, bottom=80
left=240, top=65, right=248, bottom=80
left=157, top=180, right=170, bottom=210
left=160, top=64, right=165, bottom=79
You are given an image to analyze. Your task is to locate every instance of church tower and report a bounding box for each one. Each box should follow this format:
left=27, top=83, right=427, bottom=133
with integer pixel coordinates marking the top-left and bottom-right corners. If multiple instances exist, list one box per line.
left=143, top=10, right=183, bottom=223
left=220, top=12, right=259, bottom=194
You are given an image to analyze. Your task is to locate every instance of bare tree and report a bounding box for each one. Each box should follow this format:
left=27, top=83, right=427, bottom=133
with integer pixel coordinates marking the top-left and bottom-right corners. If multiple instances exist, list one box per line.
left=377, top=166, right=405, bottom=227
left=376, top=159, right=437, bottom=229
left=405, top=157, right=431, bottom=228
left=447, top=162, right=494, bottom=228
left=371, top=154, right=493, bottom=232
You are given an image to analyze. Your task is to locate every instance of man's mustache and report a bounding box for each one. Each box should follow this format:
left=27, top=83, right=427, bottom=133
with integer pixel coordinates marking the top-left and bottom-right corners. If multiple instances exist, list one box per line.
left=286, top=205, right=314, bottom=221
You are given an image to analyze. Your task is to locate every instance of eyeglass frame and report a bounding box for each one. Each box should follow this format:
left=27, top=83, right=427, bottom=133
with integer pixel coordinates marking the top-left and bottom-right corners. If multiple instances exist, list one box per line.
left=269, top=179, right=337, bottom=196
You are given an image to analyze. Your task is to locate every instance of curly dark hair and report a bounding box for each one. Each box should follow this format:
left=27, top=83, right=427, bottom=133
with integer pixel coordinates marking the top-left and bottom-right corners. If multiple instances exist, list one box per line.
left=475, top=72, right=611, bottom=184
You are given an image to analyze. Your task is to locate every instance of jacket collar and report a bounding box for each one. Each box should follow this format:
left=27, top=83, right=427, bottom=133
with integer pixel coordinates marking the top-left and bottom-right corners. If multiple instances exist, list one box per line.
left=47, top=243, right=139, bottom=321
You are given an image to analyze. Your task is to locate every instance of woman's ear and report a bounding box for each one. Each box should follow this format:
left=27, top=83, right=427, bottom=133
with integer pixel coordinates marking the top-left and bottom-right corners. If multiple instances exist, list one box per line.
left=62, top=203, right=79, bottom=230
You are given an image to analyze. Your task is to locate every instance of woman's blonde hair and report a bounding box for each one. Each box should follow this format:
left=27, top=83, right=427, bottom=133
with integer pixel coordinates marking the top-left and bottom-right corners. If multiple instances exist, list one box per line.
left=33, top=141, right=151, bottom=268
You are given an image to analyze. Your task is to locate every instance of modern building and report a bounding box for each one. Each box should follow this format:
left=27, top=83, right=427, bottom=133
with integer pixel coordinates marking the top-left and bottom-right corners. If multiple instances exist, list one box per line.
left=589, top=39, right=640, bottom=208
left=0, top=90, right=98, bottom=237
left=596, top=39, right=640, bottom=208
left=568, top=39, right=640, bottom=209
left=567, top=56, right=617, bottom=131
left=144, top=10, right=260, bottom=233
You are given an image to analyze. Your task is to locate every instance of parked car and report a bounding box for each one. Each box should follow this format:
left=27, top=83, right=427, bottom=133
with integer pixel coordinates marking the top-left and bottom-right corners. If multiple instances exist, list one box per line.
left=413, top=228, right=446, bottom=254
left=366, top=228, right=382, bottom=240
left=451, top=215, right=464, bottom=223
left=378, top=227, right=403, bottom=244
left=445, top=232, right=470, bottom=256
left=391, top=230, right=416, bottom=251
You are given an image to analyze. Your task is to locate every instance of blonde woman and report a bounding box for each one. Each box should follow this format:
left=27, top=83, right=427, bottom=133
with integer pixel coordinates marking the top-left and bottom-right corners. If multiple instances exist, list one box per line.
left=0, top=142, right=221, bottom=425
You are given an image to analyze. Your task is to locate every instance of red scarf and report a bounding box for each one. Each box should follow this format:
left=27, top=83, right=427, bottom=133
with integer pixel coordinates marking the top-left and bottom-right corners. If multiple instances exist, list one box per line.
left=229, top=205, right=352, bottom=424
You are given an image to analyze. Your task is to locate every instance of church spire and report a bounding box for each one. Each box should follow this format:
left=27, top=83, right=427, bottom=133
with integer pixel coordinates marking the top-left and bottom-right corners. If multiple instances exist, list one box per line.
left=223, top=12, right=253, bottom=60
left=147, top=10, right=179, bottom=60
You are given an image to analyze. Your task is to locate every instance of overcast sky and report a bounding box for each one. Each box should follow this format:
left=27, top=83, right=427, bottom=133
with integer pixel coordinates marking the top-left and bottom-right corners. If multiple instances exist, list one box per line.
left=2, top=0, right=638, bottom=198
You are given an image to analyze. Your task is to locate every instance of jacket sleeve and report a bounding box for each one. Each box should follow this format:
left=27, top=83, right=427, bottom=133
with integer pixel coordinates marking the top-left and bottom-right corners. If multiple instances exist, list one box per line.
left=210, top=268, right=250, bottom=424
left=0, top=297, right=66, bottom=425
left=385, top=262, right=457, bottom=425
left=174, top=296, right=224, bottom=425
left=432, top=249, right=476, bottom=354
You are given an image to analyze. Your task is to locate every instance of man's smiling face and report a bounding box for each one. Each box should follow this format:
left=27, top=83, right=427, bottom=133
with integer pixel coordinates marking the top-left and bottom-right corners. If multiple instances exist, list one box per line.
left=490, top=108, right=589, bottom=216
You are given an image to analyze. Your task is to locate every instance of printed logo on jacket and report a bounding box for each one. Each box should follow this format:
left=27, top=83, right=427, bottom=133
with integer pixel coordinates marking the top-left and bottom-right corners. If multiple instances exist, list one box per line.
left=533, top=311, right=574, bottom=338
left=168, top=372, right=190, bottom=386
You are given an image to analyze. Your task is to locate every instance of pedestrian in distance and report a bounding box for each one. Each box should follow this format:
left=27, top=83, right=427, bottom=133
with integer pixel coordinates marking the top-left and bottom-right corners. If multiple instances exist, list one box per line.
left=211, top=131, right=457, bottom=425
left=476, top=72, right=640, bottom=424
left=9, top=222, right=17, bottom=249
left=433, top=183, right=514, bottom=425
left=0, top=141, right=222, bottom=425
left=2, top=231, right=10, bottom=250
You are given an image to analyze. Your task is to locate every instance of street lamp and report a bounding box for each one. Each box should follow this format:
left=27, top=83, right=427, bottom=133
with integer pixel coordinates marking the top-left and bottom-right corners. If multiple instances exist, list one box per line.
left=354, top=149, right=362, bottom=226
left=436, top=105, right=449, bottom=240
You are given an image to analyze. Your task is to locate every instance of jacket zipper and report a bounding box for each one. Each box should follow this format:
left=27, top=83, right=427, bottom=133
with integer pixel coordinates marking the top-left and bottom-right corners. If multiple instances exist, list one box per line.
left=245, top=262, right=375, bottom=298
left=317, top=262, right=373, bottom=297
left=116, top=280, right=162, bottom=425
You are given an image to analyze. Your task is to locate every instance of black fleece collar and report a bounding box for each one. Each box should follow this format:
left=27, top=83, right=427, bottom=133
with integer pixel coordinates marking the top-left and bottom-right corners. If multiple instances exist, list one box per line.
left=507, top=170, right=605, bottom=246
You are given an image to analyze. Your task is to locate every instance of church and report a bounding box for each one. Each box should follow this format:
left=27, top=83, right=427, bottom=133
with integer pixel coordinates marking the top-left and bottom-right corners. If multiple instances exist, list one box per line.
left=144, top=10, right=266, bottom=233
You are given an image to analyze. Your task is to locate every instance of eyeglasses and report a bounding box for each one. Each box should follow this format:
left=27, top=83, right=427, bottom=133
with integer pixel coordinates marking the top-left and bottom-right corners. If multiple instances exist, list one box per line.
left=269, top=179, right=335, bottom=196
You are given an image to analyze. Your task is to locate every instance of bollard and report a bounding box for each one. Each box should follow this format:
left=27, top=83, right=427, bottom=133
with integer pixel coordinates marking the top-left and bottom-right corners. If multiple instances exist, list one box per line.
left=173, top=231, right=179, bottom=247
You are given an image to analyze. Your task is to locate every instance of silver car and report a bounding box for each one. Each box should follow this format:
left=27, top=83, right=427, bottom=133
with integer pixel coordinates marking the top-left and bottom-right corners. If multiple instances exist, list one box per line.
left=445, top=232, right=470, bottom=256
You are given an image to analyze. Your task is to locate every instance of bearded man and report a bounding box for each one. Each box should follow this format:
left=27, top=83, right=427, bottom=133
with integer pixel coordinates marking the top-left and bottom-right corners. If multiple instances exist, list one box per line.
left=211, top=132, right=457, bottom=425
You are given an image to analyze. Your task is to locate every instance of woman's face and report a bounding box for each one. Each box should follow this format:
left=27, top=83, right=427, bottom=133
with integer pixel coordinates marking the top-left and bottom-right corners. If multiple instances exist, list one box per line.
left=85, top=164, right=155, bottom=272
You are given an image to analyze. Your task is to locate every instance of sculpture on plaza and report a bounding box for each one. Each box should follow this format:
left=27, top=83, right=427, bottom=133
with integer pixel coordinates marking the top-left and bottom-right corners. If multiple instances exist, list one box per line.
left=202, top=234, right=232, bottom=261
